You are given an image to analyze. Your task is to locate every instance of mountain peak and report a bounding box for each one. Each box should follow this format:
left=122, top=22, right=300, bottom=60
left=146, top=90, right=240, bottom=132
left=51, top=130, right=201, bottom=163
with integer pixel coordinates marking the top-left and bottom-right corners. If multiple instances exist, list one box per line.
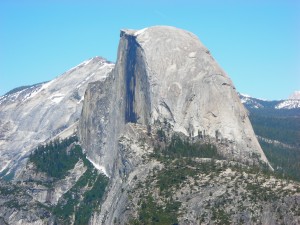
left=79, top=26, right=270, bottom=179
left=0, top=56, right=114, bottom=174
left=289, top=91, right=300, bottom=100
left=92, top=56, right=113, bottom=64
left=78, top=26, right=273, bottom=223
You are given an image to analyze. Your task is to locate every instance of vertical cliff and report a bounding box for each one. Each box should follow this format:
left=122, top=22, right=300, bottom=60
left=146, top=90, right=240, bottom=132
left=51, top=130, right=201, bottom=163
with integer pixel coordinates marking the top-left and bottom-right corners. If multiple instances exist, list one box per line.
left=79, top=26, right=269, bottom=176
left=79, top=30, right=152, bottom=177
left=77, top=26, right=273, bottom=224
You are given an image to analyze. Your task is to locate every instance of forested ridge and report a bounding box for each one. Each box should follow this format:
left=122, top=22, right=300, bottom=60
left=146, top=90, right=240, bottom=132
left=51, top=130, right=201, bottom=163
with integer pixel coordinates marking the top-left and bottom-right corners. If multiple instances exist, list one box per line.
left=246, top=105, right=300, bottom=181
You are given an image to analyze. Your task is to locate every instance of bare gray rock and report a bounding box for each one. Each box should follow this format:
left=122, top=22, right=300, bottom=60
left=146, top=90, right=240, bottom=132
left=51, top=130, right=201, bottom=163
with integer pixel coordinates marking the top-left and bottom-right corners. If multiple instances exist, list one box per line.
left=79, top=26, right=269, bottom=177
left=15, top=160, right=86, bottom=205
left=0, top=57, right=114, bottom=177
left=78, top=26, right=273, bottom=224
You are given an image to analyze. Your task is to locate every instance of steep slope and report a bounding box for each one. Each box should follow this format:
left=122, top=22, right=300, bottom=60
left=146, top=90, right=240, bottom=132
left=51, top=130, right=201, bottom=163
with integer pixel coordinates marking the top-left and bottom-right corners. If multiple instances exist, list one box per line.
left=0, top=57, right=114, bottom=178
left=0, top=136, right=108, bottom=225
left=127, top=26, right=267, bottom=164
left=89, top=123, right=300, bottom=225
left=1, top=133, right=299, bottom=225
left=79, top=26, right=269, bottom=176
left=78, top=26, right=272, bottom=223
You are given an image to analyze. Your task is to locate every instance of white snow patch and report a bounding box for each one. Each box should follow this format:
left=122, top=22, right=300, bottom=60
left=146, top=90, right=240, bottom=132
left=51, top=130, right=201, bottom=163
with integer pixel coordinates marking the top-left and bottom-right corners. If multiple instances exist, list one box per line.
left=21, top=87, right=43, bottom=102
left=0, top=96, right=5, bottom=105
left=49, top=93, right=65, bottom=104
left=86, top=156, right=109, bottom=178
left=239, top=94, right=264, bottom=108
left=289, top=91, right=300, bottom=100
left=52, top=96, right=64, bottom=104
left=83, top=58, right=93, bottom=66
left=41, top=79, right=56, bottom=91
left=76, top=72, right=95, bottom=89
left=77, top=96, right=84, bottom=104
left=240, top=93, right=269, bottom=101
left=134, top=28, right=148, bottom=36
left=275, top=100, right=300, bottom=109
left=0, top=161, right=10, bottom=173
left=240, top=93, right=251, bottom=98
left=67, top=58, right=93, bottom=73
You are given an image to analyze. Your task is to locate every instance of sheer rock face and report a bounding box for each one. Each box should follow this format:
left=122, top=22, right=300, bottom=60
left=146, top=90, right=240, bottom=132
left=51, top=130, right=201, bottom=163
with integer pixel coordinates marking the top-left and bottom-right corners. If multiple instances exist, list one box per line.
left=78, top=26, right=271, bottom=224
left=0, top=57, right=114, bottom=177
left=132, top=26, right=268, bottom=164
left=79, top=26, right=269, bottom=178
left=79, top=31, right=152, bottom=176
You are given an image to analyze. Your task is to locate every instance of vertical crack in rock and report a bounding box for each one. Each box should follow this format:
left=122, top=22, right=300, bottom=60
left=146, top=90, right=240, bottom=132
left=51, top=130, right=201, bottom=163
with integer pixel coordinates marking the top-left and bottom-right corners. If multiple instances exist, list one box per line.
left=125, top=36, right=138, bottom=123
left=124, top=34, right=151, bottom=125
left=78, top=26, right=274, bottom=224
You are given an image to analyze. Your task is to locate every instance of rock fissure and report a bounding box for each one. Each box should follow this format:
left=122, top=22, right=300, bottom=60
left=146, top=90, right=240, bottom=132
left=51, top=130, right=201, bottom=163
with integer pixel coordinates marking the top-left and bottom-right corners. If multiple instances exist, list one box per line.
left=78, top=26, right=273, bottom=223
left=125, top=35, right=138, bottom=123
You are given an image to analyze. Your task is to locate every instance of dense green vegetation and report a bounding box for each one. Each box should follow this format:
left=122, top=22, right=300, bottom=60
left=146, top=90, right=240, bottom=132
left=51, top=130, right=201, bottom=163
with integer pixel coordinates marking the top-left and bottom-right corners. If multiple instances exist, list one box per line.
left=54, top=165, right=108, bottom=225
left=164, top=134, right=219, bottom=158
left=245, top=98, right=300, bottom=117
left=131, top=195, right=180, bottom=225
left=131, top=134, right=223, bottom=224
left=152, top=134, right=221, bottom=160
left=247, top=111, right=300, bottom=181
left=155, top=158, right=220, bottom=194
left=250, top=114, right=300, bottom=147
left=211, top=208, right=231, bottom=225
left=0, top=167, right=15, bottom=181
left=260, top=140, right=300, bottom=181
left=29, top=136, right=109, bottom=224
left=74, top=173, right=108, bottom=225
left=131, top=131, right=300, bottom=224
left=29, top=136, right=81, bottom=179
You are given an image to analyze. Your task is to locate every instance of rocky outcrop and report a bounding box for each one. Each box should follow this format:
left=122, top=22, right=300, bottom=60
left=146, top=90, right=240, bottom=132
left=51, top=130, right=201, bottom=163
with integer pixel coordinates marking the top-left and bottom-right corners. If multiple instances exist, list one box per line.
left=15, top=160, right=87, bottom=205
left=79, top=26, right=269, bottom=177
left=0, top=136, right=109, bottom=225
left=78, top=26, right=273, bottom=224
left=0, top=57, right=114, bottom=178
left=87, top=123, right=300, bottom=225
left=0, top=180, right=53, bottom=225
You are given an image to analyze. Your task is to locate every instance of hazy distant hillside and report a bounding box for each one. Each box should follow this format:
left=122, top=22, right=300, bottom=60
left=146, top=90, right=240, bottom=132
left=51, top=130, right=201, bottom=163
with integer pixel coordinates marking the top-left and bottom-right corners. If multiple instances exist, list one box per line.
left=240, top=93, right=300, bottom=181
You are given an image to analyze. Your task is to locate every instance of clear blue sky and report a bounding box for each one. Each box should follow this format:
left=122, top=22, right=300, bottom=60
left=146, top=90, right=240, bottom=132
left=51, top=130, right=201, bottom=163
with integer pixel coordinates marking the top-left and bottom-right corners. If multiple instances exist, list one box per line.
left=1, top=0, right=299, bottom=99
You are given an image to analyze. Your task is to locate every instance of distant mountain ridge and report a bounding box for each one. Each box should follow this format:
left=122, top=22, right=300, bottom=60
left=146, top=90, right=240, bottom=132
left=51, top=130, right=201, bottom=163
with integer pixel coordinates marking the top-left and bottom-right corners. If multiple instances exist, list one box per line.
left=289, top=90, right=300, bottom=100
left=239, top=93, right=300, bottom=117
left=239, top=92, right=300, bottom=181
left=0, top=56, right=114, bottom=178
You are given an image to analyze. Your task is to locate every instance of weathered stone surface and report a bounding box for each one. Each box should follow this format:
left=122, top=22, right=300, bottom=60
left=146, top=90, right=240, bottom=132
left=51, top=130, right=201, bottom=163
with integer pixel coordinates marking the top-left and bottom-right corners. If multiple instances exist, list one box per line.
left=79, top=26, right=269, bottom=178
left=78, top=26, right=273, bottom=224
left=15, top=160, right=86, bottom=205
left=0, top=180, right=53, bottom=225
left=0, top=57, right=114, bottom=177
left=87, top=123, right=300, bottom=225
left=133, top=26, right=268, bottom=164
